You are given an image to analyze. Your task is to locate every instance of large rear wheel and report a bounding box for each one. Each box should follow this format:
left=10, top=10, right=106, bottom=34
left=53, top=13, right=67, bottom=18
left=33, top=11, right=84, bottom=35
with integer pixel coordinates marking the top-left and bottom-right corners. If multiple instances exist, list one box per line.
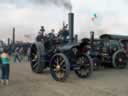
left=30, top=42, right=46, bottom=73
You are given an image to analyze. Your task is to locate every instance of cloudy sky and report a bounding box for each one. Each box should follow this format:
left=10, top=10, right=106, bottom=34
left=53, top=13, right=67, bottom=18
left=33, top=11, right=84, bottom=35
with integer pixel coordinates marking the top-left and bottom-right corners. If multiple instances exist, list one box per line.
left=0, top=0, right=128, bottom=42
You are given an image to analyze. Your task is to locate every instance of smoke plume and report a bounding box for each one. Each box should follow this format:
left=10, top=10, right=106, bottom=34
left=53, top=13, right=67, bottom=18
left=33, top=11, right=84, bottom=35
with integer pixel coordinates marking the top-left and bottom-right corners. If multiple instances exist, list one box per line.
left=32, top=0, right=72, bottom=11
left=0, top=0, right=72, bottom=11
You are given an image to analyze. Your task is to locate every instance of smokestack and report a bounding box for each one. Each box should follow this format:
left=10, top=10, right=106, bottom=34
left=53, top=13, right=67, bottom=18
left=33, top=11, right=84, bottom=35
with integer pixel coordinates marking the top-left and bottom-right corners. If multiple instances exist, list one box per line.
left=8, top=38, right=10, bottom=46
left=68, top=12, right=74, bottom=43
left=74, top=34, right=78, bottom=42
left=12, top=27, right=15, bottom=45
left=90, top=31, right=94, bottom=50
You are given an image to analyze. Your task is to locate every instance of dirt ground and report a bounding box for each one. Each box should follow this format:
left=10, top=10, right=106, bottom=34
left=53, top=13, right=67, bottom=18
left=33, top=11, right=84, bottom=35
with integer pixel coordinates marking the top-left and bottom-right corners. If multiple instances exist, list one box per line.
left=0, top=61, right=128, bottom=96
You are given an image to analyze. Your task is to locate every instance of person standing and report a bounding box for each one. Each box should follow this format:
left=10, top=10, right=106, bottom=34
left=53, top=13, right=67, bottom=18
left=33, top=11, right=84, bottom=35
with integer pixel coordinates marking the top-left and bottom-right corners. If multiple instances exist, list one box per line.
left=19, top=47, right=24, bottom=61
left=48, top=29, right=56, bottom=39
left=0, top=48, right=10, bottom=85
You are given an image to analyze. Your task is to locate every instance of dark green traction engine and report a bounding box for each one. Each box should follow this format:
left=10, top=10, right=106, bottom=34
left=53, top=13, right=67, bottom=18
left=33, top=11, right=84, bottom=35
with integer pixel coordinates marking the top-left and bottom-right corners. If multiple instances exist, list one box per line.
left=30, top=13, right=93, bottom=81
left=89, top=33, right=128, bottom=70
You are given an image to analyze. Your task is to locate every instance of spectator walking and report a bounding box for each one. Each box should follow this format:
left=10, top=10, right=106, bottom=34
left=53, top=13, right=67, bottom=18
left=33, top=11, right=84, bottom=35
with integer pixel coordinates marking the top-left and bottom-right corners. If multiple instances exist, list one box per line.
left=0, top=48, right=10, bottom=85
left=14, top=47, right=21, bottom=63
left=19, top=47, right=24, bottom=60
left=27, top=47, right=31, bottom=61
left=0, top=47, right=3, bottom=54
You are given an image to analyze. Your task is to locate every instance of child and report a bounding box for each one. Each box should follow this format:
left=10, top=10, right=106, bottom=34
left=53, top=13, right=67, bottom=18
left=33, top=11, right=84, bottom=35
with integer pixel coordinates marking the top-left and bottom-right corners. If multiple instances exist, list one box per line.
left=0, top=48, right=10, bottom=85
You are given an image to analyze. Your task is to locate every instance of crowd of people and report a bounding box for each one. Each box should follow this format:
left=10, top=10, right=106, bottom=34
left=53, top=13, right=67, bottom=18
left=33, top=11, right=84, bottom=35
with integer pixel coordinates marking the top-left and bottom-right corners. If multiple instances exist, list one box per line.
left=0, top=46, right=30, bottom=86
left=36, top=25, right=69, bottom=43
left=13, top=47, right=30, bottom=63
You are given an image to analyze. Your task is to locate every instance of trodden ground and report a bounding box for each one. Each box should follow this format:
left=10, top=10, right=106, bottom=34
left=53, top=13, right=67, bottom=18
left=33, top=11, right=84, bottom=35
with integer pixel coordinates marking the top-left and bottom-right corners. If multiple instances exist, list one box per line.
left=0, top=61, right=128, bottom=96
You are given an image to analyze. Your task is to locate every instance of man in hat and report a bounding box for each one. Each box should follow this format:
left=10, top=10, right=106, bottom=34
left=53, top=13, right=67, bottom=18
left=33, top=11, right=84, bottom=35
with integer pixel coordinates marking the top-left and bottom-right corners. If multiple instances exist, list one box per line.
left=36, top=26, right=45, bottom=41
left=48, top=29, right=56, bottom=39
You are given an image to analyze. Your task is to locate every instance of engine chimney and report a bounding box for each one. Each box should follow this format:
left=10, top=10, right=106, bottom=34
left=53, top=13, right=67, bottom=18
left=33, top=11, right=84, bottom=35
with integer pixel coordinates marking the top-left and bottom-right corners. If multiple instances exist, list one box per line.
left=90, top=31, right=94, bottom=51
left=8, top=38, right=10, bottom=46
left=68, top=12, right=74, bottom=43
left=12, top=27, right=15, bottom=45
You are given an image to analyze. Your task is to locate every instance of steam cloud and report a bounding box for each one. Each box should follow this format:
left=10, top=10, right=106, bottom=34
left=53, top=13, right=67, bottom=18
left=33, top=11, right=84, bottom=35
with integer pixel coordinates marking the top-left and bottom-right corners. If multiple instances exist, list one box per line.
left=32, top=0, right=72, bottom=11
left=0, top=0, right=72, bottom=10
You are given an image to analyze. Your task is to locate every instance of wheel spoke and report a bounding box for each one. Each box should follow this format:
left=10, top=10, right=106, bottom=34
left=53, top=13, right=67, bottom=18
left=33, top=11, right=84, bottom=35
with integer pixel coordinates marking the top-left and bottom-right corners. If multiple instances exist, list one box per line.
left=60, top=60, right=64, bottom=66
left=75, top=55, right=92, bottom=78
left=61, top=67, right=66, bottom=72
left=55, top=57, right=59, bottom=65
left=53, top=64, right=57, bottom=67
left=32, top=55, right=38, bottom=61
left=32, top=62, right=38, bottom=69
left=56, top=71, right=64, bottom=79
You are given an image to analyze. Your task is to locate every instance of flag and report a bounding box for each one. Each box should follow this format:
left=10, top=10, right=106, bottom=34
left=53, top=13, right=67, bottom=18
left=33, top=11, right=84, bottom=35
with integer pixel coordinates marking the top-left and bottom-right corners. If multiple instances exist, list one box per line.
left=91, top=13, right=97, bottom=21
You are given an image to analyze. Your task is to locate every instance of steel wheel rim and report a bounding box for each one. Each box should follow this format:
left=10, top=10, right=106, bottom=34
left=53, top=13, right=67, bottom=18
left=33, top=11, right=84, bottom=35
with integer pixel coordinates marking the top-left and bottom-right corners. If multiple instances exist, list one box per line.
left=76, top=56, right=90, bottom=77
left=30, top=44, right=38, bottom=70
left=115, top=52, right=127, bottom=68
left=51, top=55, right=66, bottom=80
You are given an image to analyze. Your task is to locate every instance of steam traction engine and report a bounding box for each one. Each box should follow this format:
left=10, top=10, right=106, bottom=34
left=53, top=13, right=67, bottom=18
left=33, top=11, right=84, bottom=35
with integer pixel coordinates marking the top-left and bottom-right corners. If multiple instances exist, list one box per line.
left=30, top=13, right=93, bottom=81
left=89, top=33, right=128, bottom=69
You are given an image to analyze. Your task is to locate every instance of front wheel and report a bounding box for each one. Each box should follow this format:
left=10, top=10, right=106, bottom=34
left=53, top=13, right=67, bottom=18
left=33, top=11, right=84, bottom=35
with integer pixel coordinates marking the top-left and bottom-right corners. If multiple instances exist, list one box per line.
left=93, top=57, right=101, bottom=70
left=50, top=53, right=70, bottom=81
left=112, top=49, right=127, bottom=69
left=75, top=54, right=93, bottom=78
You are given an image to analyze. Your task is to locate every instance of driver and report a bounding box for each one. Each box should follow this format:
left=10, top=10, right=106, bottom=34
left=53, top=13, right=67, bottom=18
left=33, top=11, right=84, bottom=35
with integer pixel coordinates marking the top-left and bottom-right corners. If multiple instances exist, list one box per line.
left=48, top=29, right=56, bottom=39
left=36, top=26, right=45, bottom=42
